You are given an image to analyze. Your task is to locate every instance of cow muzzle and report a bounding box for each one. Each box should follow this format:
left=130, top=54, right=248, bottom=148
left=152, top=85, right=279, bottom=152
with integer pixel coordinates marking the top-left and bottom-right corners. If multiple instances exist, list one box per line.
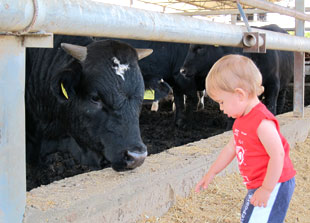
left=125, top=150, right=148, bottom=169
left=180, top=67, right=194, bottom=78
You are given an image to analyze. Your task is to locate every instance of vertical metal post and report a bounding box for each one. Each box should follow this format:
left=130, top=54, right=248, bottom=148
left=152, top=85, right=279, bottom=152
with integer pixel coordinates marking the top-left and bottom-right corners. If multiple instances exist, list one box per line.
left=293, top=0, right=305, bottom=117
left=231, top=14, right=237, bottom=24
left=0, top=36, right=26, bottom=223
left=0, top=33, right=52, bottom=222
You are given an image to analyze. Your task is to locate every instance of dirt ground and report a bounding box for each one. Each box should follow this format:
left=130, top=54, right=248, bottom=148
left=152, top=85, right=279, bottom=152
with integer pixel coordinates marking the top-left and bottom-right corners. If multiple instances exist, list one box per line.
left=138, top=131, right=310, bottom=223
left=26, top=85, right=309, bottom=191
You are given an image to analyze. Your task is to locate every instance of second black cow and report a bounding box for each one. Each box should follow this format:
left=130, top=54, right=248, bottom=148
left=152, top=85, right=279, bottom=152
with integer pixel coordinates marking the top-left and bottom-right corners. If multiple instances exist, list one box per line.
left=181, top=24, right=294, bottom=119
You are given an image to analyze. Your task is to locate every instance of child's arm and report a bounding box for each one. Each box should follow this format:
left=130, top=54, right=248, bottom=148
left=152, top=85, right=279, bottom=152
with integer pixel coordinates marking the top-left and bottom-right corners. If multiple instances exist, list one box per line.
left=195, top=136, right=236, bottom=193
left=250, top=119, right=285, bottom=207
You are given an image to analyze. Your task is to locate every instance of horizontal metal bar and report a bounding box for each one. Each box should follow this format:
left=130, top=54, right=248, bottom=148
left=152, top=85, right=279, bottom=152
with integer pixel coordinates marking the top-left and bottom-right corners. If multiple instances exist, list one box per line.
left=288, top=83, right=310, bottom=86
left=285, top=27, right=310, bottom=32
left=237, top=0, right=310, bottom=22
left=173, top=9, right=268, bottom=16
left=173, top=7, right=310, bottom=16
left=1, top=0, right=310, bottom=52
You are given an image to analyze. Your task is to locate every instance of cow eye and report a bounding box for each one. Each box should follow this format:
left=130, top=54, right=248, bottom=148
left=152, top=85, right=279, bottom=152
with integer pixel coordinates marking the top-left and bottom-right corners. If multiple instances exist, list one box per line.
left=90, top=95, right=103, bottom=106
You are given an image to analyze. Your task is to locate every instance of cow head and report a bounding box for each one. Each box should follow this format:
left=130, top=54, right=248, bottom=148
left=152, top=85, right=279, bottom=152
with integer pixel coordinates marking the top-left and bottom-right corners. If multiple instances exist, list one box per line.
left=51, top=39, right=152, bottom=171
left=180, top=44, right=225, bottom=79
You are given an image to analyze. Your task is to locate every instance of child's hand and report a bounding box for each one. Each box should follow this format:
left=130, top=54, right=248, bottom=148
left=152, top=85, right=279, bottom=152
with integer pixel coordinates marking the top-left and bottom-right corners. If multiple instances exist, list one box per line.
left=194, top=172, right=215, bottom=193
left=250, top=187, right=272, bottom=207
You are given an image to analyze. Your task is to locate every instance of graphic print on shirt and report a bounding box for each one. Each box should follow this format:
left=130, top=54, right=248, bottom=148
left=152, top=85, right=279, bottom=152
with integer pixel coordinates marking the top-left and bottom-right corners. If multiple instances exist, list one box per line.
left=236, top=145, right=245, bottom=165
left=234, top=128, right=250, bottom=185
left=237, top=145, right=250, bottom=185
left=234, top=128, right=239, bottom=137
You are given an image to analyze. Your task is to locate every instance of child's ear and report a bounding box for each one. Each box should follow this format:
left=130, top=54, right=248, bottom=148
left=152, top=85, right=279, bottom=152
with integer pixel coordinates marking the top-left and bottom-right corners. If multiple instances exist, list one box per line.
left=234, top=88, right=247, bottom=100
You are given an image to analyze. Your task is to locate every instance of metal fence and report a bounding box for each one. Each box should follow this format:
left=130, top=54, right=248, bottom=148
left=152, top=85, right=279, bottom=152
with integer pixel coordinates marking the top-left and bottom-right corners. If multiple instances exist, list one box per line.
left=0, top=0, right=308, bottom=222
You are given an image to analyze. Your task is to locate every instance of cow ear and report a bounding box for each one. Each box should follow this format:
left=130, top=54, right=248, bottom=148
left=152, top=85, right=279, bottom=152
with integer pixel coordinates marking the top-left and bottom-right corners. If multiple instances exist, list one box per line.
left=61, top=43, right=87, bottom=62
left=143, top=77, right=172, bottom=102
left=50, top=62, right=82, bottom=102
left=135, top=48, right=153, bottom=60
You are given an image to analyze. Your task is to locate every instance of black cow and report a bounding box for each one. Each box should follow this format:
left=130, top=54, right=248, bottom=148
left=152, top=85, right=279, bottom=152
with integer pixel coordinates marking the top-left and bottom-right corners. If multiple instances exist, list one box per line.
left=95, top=38, right=202, bottom=128
left=123, top=40, right=201, bottom=127
left=25, top=35, right=152, bottom=171
left=181, top=24, right=294, bottom=118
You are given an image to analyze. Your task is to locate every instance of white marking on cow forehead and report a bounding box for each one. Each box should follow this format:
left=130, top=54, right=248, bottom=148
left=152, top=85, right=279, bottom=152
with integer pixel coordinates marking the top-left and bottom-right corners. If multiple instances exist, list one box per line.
left=112, top=57, right=130, bottom=81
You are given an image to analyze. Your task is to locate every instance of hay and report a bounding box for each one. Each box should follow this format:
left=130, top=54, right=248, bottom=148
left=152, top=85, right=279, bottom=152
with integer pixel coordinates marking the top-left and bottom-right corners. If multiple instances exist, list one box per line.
left=138, top=134, right=310, bottom=223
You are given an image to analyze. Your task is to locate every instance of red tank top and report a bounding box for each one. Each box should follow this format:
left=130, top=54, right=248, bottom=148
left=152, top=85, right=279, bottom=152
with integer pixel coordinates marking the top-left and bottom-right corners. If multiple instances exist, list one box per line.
left=233, top=102, right=296, bottom=189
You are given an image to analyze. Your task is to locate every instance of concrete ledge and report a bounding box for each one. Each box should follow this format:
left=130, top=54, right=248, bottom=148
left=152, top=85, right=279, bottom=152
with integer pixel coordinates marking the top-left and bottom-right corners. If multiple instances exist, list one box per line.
left=23, top=107, right=310, bottom=223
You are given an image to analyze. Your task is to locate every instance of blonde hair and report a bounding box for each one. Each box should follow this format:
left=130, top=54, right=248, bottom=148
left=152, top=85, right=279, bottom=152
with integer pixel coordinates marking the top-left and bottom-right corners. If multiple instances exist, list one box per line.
left=205, top=54, right=264, bottom=99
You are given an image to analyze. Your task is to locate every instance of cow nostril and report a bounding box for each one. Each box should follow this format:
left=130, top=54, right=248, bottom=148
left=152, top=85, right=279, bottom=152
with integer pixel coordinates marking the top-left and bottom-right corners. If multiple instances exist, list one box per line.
left=180, top=67, right=194, bottom=78
left=125, top=150, right=147, bottom=169
left=124, top=151, right=135, bottom=162
left=180, top=68, right=186, bottom=75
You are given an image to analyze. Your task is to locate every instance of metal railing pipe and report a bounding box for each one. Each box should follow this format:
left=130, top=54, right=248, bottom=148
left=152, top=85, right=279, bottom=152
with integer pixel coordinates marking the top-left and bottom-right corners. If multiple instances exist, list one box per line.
left=236, top=0, right=310, bottom=22
left=174, top=9, right=268, bottom=16
left=1, top=0, right=310, bottom=52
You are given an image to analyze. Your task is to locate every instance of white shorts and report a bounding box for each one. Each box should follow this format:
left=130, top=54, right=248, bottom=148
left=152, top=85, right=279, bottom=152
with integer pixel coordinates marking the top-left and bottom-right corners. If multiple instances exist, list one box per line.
left=240, top=177, right=295, bottom=223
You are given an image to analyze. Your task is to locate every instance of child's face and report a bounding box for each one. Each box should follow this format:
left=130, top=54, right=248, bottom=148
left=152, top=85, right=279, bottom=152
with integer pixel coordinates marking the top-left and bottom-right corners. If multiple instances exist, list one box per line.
left=211, top=89, right=247, bottom=119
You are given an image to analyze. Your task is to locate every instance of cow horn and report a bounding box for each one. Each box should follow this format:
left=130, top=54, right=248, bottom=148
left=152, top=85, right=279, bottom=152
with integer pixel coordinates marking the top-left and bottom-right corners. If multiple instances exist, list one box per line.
left=61, top=43, right=87, bottom=62
left=135, top=48, right=153, bottom=60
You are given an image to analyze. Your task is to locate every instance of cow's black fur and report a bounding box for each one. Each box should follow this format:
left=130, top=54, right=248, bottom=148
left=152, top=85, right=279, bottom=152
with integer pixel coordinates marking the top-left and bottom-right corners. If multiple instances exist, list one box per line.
left=26, top=35, right=148, bottom=171
left=122, top=40, right=198, bottom=128
left=95, top=38, right=202, bottom=128
left=181, top=24, right=294, bottom=121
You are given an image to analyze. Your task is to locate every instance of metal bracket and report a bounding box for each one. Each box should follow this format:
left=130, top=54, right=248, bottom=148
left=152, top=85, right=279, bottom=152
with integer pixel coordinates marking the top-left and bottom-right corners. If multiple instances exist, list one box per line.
left=243, top=32, right=266, bottom=53
left=0, top=31, right=53, bottom=48
left=236, top=1, right=266, bottom=54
